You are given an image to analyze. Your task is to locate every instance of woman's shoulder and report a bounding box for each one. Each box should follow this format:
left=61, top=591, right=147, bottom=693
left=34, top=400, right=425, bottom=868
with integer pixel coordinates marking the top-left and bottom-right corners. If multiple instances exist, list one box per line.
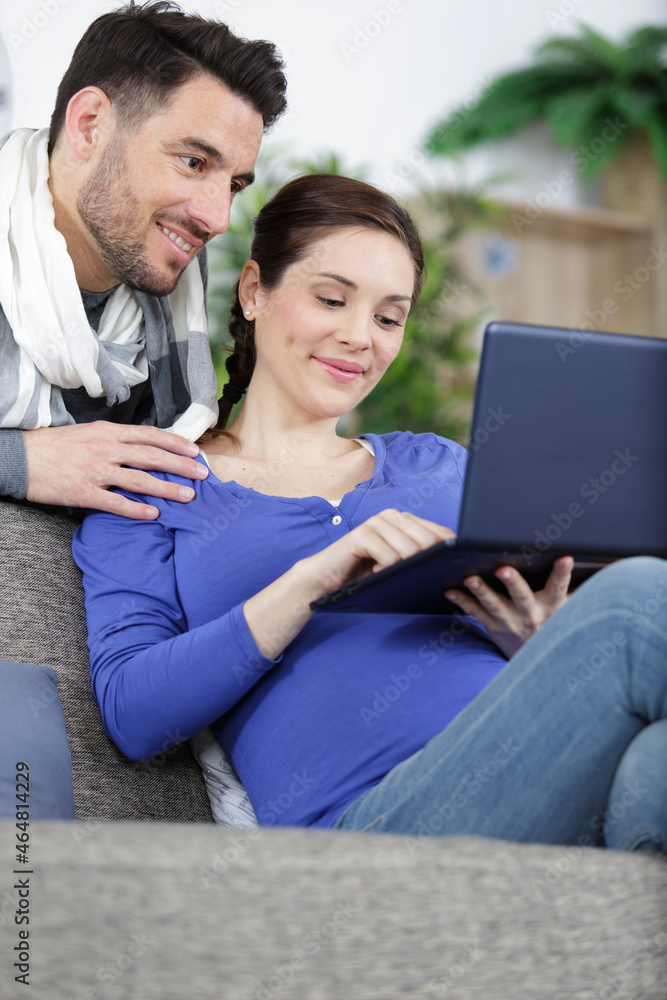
left=365, top=430, right=467, bottom=461
left=75, top=453, right=211, bottom=539
left=361, top=430, right=468, bottom=485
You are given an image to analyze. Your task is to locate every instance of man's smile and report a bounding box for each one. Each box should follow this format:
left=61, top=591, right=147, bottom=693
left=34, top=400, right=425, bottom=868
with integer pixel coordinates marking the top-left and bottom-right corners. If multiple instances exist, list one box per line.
left=156, top=222, right=203, bottom=258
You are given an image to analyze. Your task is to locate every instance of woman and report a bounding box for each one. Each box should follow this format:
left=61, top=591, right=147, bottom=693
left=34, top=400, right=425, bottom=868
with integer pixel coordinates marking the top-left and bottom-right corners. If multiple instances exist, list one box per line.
left=73, top=174, right=667, bottom=851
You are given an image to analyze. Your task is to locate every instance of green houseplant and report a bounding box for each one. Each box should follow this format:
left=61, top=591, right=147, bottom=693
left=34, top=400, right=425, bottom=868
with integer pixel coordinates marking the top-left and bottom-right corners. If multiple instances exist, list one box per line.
left=426, top=24, right=667, bottom=187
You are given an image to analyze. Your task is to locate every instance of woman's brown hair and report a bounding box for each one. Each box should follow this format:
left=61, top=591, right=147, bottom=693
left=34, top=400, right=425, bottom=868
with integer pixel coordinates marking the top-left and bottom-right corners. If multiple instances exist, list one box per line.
left=216, top=172, right=425, bottom=431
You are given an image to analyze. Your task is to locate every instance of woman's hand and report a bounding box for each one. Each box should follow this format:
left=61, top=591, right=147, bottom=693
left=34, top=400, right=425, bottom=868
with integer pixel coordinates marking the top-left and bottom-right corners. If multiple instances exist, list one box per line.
left=244, top=510, right=455, bottom=660
left=445, top=556, right=574, bottom=659
left=307, top=509, right=456, bottom=598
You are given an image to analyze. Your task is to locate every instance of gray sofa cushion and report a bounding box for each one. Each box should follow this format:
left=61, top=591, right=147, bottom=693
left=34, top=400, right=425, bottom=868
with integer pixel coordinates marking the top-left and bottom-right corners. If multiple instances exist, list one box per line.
left=0, top=659, right=74, bottom=818
left=0, top=498, right=212, bottom=823
left=3, top=822, right=665, bottom=999
left=1, top=501, right=666, bottom=999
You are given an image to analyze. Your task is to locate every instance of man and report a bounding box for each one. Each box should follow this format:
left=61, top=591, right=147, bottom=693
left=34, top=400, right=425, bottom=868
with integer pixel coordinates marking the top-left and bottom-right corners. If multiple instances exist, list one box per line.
left=0, top=0, right=286, bottom=519
left=0, top=0, right=286, bottom=819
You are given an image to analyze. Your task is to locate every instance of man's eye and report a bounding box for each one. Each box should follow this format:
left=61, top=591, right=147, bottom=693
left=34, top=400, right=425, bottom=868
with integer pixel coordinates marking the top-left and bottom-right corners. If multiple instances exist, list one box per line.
left=231, top=180, right=245, bottom=195
left=317, top=296, right=344, bottom=308
left=182, top=156, right=204, bottom=171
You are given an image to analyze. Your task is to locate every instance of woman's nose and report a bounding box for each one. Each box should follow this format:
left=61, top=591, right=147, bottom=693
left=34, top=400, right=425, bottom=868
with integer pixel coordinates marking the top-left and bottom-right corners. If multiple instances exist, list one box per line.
left=336, top=313, right=372, bottom=350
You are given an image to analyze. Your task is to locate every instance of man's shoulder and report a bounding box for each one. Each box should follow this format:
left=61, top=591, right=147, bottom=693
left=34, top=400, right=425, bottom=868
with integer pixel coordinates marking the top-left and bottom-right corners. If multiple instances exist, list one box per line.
left=0, top=129, right=32, bottom=154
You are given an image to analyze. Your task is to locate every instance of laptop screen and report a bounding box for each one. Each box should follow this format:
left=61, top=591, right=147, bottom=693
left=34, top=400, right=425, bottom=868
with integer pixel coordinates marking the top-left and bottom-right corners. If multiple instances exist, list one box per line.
left=458, top=322, right=667, bottom=557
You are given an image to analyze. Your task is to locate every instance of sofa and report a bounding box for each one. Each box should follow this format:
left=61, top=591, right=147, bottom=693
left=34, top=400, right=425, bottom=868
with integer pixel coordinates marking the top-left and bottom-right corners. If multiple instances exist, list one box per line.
left=0, top=497, right=665, bottom=1000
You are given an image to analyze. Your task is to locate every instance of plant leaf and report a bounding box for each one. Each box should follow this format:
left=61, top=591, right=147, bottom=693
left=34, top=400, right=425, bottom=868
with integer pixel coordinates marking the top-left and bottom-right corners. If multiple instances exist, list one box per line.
left=427, top=64, right=601, bottom=154
left=545, top=87, right=607, bottom=147
left=625, top=25, right=667, bottom=64
left=539, top=23, right=623, bottom=71
left=611, top=86, right=660, bottom=126
left=570, top=113, right=632, bottom=180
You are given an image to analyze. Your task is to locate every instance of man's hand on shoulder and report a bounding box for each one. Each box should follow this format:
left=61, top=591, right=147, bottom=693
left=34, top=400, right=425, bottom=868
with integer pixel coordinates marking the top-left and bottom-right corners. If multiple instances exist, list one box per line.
left=23, top=421, right=209, bottom=519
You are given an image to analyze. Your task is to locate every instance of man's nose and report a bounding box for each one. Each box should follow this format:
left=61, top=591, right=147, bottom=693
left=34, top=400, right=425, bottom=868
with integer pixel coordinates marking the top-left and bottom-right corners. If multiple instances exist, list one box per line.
left=190, top=182, right=233, bottom=237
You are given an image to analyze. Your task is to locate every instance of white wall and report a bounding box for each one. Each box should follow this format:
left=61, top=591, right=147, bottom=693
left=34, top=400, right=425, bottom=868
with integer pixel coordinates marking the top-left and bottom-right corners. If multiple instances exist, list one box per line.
left=1, top=0, right=664, bottom=208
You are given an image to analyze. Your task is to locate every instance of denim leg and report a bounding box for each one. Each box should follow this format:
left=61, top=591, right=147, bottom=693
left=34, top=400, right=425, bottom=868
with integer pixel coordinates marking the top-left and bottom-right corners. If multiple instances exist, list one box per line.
left=334, top=557, right=667, bottom=849
left=603, top=719, right=667, bottom=852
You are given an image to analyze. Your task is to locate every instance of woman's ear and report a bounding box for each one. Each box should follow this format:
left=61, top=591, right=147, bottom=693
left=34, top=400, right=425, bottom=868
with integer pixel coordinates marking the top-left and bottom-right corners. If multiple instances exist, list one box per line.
left=238, top=260, right=262, bottom=319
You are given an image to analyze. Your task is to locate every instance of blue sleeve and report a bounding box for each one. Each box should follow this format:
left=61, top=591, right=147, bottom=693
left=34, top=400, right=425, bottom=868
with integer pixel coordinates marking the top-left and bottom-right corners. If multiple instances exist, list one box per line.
left=72, top=510, right=281, bottom=761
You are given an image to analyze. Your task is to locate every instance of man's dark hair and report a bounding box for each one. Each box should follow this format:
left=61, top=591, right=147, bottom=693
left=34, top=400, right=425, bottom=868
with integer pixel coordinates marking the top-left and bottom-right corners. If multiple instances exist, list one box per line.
left=48, top=1, right=287, bottom=156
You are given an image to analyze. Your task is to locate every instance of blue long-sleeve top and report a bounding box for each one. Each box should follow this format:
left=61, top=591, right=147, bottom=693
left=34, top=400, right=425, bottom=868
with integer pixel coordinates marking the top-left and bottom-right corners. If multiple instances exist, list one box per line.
left=72, top=431, right=507, bottom=828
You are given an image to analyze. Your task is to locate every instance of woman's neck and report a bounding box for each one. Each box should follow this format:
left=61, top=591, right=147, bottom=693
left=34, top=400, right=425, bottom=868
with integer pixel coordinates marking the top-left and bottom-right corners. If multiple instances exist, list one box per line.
left=217, top=381, right=358, bottom=465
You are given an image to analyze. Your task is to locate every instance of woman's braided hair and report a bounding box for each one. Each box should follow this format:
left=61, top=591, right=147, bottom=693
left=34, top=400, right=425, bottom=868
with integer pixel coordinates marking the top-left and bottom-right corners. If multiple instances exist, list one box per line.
left=214, top=172, right=425, bottom=434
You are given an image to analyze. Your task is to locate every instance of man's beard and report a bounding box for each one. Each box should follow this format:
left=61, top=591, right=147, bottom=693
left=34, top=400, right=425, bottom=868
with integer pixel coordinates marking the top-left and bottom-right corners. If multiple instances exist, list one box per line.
left=77, top=138, right=189, bottom=297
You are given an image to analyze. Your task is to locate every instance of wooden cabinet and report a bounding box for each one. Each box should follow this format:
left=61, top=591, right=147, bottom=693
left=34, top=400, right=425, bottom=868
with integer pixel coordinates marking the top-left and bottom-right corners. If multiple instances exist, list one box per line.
left=453, top=203, right=667, bottom=345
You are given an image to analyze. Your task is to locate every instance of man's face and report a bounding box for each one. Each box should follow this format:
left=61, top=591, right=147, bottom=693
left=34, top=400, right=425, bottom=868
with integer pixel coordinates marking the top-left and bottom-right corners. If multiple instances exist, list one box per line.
left=77, top=74, right=264, bottom=296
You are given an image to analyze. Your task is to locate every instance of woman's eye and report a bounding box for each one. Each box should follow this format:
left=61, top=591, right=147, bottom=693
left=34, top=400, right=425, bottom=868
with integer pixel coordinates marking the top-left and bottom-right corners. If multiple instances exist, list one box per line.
left=317, top=296, right=344, bottom=309
left=376, top=315, right=401, bottom=328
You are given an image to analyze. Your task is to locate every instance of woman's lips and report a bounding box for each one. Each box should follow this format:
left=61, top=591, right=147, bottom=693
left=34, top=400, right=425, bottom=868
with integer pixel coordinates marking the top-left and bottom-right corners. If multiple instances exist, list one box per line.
left=313, top=357, right=365, bottom=383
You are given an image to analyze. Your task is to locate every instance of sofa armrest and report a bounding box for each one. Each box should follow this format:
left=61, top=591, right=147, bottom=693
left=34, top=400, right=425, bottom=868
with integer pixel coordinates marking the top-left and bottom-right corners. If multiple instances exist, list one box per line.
left=0, top=499, right=212, bottom=822
left=2, top=822, right=665, bottom=998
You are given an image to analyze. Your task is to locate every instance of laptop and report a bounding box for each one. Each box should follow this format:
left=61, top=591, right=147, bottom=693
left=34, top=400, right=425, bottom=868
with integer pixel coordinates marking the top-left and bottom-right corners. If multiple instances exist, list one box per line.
left=311, top=320, right=667, bottom=615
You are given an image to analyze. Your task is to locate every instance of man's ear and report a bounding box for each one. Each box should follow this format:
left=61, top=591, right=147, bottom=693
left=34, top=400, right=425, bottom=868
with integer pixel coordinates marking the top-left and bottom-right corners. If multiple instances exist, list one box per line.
left=63, top=87, right=114, bottom=162
left=238, top=260, right=262, bottom=316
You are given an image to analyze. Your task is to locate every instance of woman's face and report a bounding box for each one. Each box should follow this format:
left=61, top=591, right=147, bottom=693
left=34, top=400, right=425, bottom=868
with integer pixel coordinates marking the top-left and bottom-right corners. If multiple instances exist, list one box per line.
left=242, top=227, right=416, bottom=419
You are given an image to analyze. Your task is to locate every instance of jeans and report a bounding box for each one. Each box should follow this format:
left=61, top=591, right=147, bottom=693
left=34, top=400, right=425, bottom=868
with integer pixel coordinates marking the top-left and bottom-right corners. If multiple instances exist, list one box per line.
left=334, top=557, right=667, bottom=852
